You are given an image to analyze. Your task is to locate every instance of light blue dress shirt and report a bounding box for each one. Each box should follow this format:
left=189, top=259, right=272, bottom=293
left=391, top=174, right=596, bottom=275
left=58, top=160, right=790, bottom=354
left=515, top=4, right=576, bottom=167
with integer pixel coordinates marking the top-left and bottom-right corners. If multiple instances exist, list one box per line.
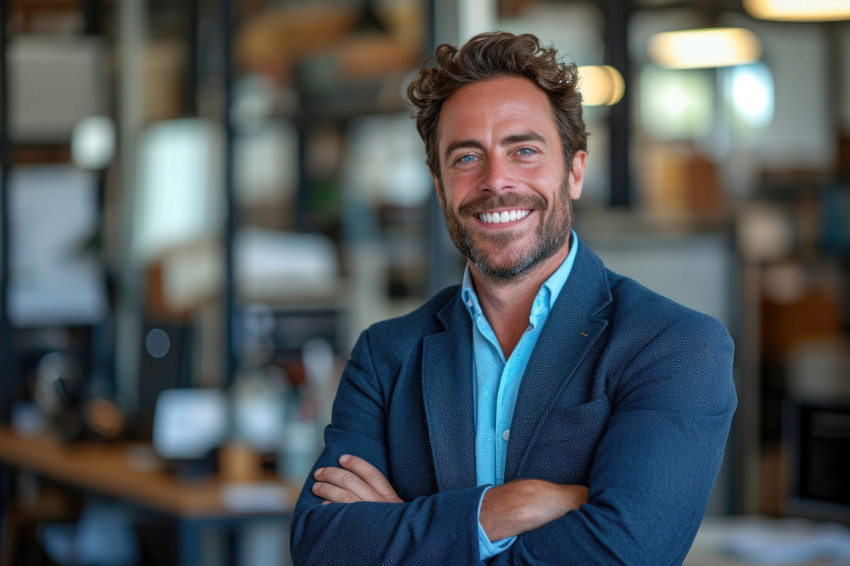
left=461, top=231, right=579, bottom=561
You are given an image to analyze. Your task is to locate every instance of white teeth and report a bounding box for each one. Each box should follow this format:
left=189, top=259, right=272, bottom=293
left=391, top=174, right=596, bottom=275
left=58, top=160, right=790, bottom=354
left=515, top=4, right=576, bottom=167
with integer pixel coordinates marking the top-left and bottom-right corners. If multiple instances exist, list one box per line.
left=478, top=210, right=530, bottom=224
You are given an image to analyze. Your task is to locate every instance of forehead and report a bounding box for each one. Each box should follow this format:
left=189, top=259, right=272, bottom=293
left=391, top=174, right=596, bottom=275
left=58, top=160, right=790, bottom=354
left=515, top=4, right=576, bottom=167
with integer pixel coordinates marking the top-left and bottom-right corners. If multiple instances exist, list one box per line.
left=436, top=75, right=558, bottom=148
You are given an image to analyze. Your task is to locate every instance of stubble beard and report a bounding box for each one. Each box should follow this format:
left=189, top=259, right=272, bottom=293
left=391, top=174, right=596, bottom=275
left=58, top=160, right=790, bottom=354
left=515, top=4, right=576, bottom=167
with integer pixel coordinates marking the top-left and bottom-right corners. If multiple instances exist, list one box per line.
left=441, top=176, right=573, bottom=282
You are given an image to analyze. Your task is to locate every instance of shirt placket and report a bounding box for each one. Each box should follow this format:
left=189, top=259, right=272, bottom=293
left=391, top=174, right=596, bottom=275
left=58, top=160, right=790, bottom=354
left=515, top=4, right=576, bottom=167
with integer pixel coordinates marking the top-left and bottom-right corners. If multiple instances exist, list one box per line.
left=475, top=312, right=503, bottom=485
left=494, top=320, right=537, bottom=485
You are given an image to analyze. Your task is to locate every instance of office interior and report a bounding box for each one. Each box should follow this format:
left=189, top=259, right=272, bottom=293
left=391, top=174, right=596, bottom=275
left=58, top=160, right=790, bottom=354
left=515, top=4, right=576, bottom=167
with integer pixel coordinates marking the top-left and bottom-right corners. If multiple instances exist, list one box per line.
left=0, top=0, right=848, bottom=564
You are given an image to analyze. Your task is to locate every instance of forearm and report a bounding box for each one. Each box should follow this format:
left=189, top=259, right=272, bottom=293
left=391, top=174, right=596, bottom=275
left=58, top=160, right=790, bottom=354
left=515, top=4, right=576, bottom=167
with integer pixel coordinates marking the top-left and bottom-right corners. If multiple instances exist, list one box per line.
left=479, top=480, right=588, bottom=542
left=290, top=445, right=490, bottom=564
left=291, top=484, right=488, bottom=565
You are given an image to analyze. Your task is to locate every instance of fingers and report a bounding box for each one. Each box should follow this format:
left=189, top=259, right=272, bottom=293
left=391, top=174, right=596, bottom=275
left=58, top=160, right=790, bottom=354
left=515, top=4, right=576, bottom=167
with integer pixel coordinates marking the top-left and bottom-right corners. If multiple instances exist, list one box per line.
left=311, top=455, right=402, bottom=504
left=338, top=455, right=402, bottom=503
left=312, top=463, right=381, bottom=503
left=311, top=472, right=368, bottom=503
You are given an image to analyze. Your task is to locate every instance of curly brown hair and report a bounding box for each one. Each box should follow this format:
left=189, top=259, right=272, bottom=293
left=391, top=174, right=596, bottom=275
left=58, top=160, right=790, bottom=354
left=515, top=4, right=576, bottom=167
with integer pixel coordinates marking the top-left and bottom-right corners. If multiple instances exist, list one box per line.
left=407, top=31, right=588, bottom=177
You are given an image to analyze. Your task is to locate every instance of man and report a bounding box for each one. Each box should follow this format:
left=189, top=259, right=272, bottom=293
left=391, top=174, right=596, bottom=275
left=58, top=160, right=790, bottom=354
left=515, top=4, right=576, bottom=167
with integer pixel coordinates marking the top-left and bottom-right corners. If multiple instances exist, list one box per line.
left=291, top=31, right=736, bottom=565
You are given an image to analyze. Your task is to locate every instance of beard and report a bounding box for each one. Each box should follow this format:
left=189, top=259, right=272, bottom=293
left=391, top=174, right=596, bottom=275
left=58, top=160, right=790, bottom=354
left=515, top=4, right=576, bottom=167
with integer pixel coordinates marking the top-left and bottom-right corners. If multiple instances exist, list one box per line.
left=441, top=176, right=573, bottom=281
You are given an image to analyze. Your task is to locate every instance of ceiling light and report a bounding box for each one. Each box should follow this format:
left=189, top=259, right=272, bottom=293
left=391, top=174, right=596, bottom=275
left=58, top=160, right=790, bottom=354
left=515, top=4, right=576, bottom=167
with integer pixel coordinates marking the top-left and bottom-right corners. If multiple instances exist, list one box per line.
left=648, top=28, right=762, bottom=70
left=578, top=65, right=625, bottom=106
left=743, top=0, right=850, bottom=22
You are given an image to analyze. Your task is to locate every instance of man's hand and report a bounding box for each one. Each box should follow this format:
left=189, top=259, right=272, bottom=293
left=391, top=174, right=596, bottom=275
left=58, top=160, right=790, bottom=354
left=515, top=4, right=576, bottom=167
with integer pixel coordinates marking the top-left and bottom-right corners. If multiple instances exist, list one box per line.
left=312, top=454, right=403, bottom=505
left=480, top=480, right=588, bottom=542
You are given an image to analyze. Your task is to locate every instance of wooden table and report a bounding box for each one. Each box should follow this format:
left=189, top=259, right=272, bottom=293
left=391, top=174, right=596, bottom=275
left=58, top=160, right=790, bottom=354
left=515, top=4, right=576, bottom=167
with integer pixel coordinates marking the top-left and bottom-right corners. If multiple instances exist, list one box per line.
left=0, top=426, right=300, bottom=565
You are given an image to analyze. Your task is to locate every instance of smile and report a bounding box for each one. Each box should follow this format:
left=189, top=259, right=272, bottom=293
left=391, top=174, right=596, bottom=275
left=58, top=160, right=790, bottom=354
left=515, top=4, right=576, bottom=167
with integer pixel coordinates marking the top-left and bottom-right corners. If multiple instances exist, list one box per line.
left=478, top=210, right=531, bottom=224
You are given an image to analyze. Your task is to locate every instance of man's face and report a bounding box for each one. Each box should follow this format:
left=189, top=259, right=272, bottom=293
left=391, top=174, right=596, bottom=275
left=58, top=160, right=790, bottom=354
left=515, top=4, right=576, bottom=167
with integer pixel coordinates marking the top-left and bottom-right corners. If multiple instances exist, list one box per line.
left=432, top=76, right=586, bottom=281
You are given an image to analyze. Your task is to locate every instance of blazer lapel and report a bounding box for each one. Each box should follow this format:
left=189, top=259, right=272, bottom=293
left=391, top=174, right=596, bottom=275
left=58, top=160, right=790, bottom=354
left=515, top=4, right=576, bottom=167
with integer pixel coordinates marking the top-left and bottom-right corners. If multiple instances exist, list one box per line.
left=422, top=294, right=478, bottom=492
left=505, top=243, right=612, bottom=481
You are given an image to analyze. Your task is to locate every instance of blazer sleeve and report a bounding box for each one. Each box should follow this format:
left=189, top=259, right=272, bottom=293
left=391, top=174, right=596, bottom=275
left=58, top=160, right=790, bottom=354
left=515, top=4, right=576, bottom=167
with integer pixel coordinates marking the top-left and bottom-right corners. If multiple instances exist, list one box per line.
left=290, top=330, right=488, bottom=565
left=494, top=313, right=737, bottom=566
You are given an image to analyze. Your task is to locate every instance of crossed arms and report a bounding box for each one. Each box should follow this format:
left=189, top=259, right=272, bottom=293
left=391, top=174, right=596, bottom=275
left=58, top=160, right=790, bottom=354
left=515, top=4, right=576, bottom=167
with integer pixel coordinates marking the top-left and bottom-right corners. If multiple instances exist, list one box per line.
left=290, top=312, right=737, bottom=565
left=312, top=454, right=589, bottom=542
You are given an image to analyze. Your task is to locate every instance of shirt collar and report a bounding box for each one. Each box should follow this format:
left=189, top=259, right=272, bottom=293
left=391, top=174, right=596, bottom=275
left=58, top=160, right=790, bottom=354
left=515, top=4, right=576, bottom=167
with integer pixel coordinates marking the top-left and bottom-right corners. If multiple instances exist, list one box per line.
left=461, top=230, right=579, bottom=319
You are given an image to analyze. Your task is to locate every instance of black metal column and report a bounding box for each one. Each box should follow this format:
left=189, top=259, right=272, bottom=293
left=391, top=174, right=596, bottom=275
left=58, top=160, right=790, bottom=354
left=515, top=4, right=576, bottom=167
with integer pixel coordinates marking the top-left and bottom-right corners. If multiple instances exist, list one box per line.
left=82, top=0, right=104, bottom=35
left=0, top=0, right=18, bottom=419
left=0, top=0, right=13, bottom=548
left=184, top=0, right=199, bottom=117
left=221, top=0, right=237, bottom=388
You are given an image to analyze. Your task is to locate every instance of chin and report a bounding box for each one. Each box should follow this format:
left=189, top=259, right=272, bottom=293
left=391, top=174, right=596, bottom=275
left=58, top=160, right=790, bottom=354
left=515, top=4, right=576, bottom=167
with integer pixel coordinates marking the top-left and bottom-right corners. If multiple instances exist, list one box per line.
left=471, top=249, right=538, bottom=279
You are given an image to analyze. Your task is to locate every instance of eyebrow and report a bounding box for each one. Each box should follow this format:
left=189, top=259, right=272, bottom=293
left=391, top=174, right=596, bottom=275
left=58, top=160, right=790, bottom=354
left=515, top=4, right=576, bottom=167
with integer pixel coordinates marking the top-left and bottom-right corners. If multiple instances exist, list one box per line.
left=443, top=132, right=549, bottom=163
left=502, top=132, right=548, bottom=146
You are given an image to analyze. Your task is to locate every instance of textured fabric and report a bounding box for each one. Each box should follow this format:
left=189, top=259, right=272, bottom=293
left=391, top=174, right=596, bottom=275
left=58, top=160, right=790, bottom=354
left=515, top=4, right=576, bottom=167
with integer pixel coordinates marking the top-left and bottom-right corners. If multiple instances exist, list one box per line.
left=290, top=236, right=737, bottom=565
left=463, top=232, right=579, bottom=560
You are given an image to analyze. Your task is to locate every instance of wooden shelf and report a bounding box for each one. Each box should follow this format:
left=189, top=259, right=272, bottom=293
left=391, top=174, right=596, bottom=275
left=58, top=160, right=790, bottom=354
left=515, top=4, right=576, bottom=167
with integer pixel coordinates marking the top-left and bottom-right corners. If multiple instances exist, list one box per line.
left=0, top=426, right=299, bottom=519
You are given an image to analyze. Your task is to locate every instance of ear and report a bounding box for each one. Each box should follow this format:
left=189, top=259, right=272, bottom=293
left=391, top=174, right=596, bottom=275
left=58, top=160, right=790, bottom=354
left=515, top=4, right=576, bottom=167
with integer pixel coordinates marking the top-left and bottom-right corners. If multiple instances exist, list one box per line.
left=567, top=150, right=587, bottom=200
left=430, top=169, right=446, bottom=208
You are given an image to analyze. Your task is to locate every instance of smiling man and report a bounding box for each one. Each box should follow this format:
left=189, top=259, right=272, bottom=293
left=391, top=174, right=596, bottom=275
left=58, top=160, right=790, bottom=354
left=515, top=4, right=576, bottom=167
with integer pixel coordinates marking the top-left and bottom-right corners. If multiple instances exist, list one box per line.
left=291, top=32, right=737, bottom=565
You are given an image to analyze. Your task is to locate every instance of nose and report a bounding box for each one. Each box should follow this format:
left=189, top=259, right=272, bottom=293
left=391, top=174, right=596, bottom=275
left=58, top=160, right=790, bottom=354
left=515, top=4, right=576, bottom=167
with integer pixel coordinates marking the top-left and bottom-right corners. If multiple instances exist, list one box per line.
left=479, top=155, right=516, bottom=193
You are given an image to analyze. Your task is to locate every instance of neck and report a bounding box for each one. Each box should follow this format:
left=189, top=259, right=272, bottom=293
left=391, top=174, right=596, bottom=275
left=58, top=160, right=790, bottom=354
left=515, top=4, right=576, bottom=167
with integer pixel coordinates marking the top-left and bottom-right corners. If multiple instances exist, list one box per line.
left=469, top=245, right=569, bottom=359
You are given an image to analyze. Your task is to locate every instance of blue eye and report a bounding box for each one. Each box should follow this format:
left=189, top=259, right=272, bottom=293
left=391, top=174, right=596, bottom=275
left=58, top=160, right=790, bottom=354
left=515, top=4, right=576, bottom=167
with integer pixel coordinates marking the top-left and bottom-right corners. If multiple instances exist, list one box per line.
left=457, top=154, right=476, bottom=163
left=517, top=147, right=536, bottom=156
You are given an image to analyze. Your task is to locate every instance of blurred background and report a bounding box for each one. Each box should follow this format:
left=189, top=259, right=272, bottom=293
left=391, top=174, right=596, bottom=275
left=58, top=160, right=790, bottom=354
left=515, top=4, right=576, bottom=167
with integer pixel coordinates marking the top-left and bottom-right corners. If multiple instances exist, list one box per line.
left=0, top=0, right=848, bottom=564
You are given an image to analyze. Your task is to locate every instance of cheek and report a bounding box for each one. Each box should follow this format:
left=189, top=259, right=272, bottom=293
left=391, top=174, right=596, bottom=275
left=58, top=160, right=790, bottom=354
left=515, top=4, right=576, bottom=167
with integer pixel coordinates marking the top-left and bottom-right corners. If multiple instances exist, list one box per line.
left=529, top=173, right=565, bottom=200
left=444, top=167, right=478, bottom=186
left=524, top=160, right=565, bottom=183
left=442, top=177, right=477, bottom=206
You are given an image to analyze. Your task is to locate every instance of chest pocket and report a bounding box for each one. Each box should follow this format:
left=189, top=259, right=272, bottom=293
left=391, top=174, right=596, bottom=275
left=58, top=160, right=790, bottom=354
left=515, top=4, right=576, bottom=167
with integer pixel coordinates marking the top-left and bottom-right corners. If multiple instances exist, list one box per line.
left=520, top=395, right=611, bottom=484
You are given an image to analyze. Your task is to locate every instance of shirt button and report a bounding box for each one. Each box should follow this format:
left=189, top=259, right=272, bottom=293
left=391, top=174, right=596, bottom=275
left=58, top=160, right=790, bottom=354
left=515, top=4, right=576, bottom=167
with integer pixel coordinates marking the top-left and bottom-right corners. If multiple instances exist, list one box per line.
left=467, top=300, right=473, bottom=307
left=502, top=430, right=510, bottom=441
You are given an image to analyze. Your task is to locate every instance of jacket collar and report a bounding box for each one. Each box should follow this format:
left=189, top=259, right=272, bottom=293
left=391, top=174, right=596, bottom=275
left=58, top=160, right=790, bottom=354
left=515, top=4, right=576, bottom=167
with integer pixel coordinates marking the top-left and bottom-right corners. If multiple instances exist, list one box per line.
left=505, top=241, right=612, bottom=480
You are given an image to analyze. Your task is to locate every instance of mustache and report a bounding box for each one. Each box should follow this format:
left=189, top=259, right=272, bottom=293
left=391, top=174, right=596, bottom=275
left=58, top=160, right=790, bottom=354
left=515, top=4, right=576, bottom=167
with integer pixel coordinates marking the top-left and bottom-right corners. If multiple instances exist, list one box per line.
left=457, top=193, right=547, bottom=217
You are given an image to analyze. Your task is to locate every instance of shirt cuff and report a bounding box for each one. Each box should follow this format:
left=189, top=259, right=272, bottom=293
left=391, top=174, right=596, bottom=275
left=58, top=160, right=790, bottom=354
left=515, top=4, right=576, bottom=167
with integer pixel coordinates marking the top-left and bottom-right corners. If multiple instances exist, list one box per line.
left=477, top=486, right=516, bottom=560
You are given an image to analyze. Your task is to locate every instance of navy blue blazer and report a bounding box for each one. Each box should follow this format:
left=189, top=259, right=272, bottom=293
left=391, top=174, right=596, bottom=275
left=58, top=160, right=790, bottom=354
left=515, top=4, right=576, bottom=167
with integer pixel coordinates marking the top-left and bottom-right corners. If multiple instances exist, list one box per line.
left=291, top=238, right=737, bottom=565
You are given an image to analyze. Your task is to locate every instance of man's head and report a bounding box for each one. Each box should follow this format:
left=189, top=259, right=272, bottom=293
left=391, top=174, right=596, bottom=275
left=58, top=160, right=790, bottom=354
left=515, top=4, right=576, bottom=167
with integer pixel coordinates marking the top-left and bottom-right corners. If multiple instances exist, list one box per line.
left=407, top=31, right=588, bottom=180
left=407, top=32, right=588, bottom=282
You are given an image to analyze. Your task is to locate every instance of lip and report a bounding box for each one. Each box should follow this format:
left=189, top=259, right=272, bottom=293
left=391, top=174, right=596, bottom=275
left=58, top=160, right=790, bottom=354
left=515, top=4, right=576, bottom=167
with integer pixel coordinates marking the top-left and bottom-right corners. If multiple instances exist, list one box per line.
left=477, top=209, right=532, bottom=225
